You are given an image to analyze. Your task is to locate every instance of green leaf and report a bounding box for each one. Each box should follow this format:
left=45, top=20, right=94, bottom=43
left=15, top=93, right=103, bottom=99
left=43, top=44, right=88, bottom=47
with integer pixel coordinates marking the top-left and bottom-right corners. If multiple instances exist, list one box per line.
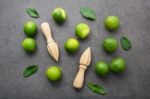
left=23, top=65, right=38, bottom=77
left=87, top=82, right=107, bottom=95
left=120, top=36, right=132, bottom=51
left=26, top=8, right=40, bottom=18
left=80, top=7, right=96, bottom=20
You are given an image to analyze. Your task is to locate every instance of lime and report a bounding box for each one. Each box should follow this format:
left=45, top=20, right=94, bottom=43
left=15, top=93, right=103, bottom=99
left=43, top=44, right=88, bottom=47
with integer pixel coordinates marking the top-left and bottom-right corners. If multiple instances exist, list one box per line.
left=65, top=38, right=80, bottom=53
left=52, top=8, right=67, bottom=23
left=46, top=66, right=62, bottom=81
left=102, top=37, right=118, bottom=53
left=104, top=16, right=120, bottom=31
left=24, top=21, right=37, bottom=37
left=95, top=61, right=109, bottom=77
left=22, top=38, right=36, bottom=53
left=110, top=57, right=126, bottom=73
left=75, top=23, right=90, bottom=39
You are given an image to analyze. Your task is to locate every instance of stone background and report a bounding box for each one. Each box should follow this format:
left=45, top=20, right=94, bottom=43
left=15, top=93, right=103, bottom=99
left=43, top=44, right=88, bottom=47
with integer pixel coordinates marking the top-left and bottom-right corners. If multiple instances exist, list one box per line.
left=0, top=0, right=150, bottom=99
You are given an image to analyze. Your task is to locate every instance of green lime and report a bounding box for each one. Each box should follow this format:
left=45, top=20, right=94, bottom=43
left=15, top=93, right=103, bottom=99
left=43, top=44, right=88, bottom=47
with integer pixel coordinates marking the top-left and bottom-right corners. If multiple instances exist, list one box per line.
left=24, top=21, right=37, bottom=37
left=95, top=61, right=109, bottom=77
left=46, top=66, right=62, bottom=81
left=75, top=23, right=90, bottom=39
left=22, top=38, right=36, bottom=53
left=102, top=37, right=118, bottom=53
left=52, top=8, right=67, bottom=23
left=104, top=16, right=120, bottom=31
left=110, top=57, right=126, bottom=73
left=65, top=38, right=80, bottom=54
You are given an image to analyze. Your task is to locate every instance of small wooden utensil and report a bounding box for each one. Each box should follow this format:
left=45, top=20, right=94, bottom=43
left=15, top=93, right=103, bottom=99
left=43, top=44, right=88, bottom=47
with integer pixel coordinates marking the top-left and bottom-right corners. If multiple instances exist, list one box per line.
left=73, top=47, right=91, bottom=89
left=41, top=22, right=59, bottom=62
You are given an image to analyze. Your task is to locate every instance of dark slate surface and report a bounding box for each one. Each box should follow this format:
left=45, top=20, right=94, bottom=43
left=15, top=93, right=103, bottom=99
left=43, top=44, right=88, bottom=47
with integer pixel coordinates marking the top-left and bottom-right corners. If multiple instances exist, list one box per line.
left=0, top=0, right=150, bottom=99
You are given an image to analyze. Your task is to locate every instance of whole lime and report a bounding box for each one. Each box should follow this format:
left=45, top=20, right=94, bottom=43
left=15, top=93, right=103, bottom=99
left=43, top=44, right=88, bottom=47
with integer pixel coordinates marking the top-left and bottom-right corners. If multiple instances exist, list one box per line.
left=24, top=21, right=37, bottom=37
left=102, top=37, right=118, bottom=53
left=75, top=23, right=90, bottom=39
left=46, top=66, right=62, bottom=81
left=22, top=38, right=36, bottom=53
left=52, top=8, right=67, bottom=23
left=95, top=61, right=109, bottom=77
left=104, top=16, right=120, bottom=31
left=110, top=57, right=126, bottom=73
left=65, top=38, right=80, bottom=53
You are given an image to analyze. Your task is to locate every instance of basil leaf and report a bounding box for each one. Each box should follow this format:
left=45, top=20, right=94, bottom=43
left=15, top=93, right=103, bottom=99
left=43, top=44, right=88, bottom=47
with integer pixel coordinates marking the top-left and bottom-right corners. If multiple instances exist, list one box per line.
left=120, top=36, right=132, bottom=51
left=80, top=7, right=96, bottom=20
left=87, top=82, right=107, bottom=95
left=26, top=8, right=40, bottom=18
left=23, top=65, right=38, bottom=77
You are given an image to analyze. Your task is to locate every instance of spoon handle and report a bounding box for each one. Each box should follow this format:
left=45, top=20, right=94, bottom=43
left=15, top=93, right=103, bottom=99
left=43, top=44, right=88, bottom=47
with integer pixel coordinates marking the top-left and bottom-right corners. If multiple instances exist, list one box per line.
left=41, top=22, right=53, bottom=43
left=73, top=65, right=87, bottom=89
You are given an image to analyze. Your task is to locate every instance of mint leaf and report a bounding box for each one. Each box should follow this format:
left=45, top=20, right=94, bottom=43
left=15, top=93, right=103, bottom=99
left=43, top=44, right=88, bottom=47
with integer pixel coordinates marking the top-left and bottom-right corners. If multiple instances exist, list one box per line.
left=26, top=8, right=40, bottom=18
left=23, top=65, right=38, bottom=77
left=87, top=82, right=107, bottom=95
left=80, top=7, right=96, bottom=20
left=120, top=36, right=132, bottom=51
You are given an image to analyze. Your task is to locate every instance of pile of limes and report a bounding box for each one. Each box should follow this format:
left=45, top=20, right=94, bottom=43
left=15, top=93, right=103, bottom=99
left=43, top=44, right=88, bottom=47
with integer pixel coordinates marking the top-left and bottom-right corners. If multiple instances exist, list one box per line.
left=64, top=23, right=90, bottom=54
left=95, top=16, right=127, bottom=77
left=51, top=8, right=90, bottom=54
left=22, top=21, right=37, bottom=53
left=95, top=57, right=126, bottom=77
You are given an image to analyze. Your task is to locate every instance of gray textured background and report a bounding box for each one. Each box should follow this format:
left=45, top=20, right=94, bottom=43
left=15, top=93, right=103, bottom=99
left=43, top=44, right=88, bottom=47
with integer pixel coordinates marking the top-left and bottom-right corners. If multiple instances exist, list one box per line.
left=0, top=0, right=150, bottom=99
